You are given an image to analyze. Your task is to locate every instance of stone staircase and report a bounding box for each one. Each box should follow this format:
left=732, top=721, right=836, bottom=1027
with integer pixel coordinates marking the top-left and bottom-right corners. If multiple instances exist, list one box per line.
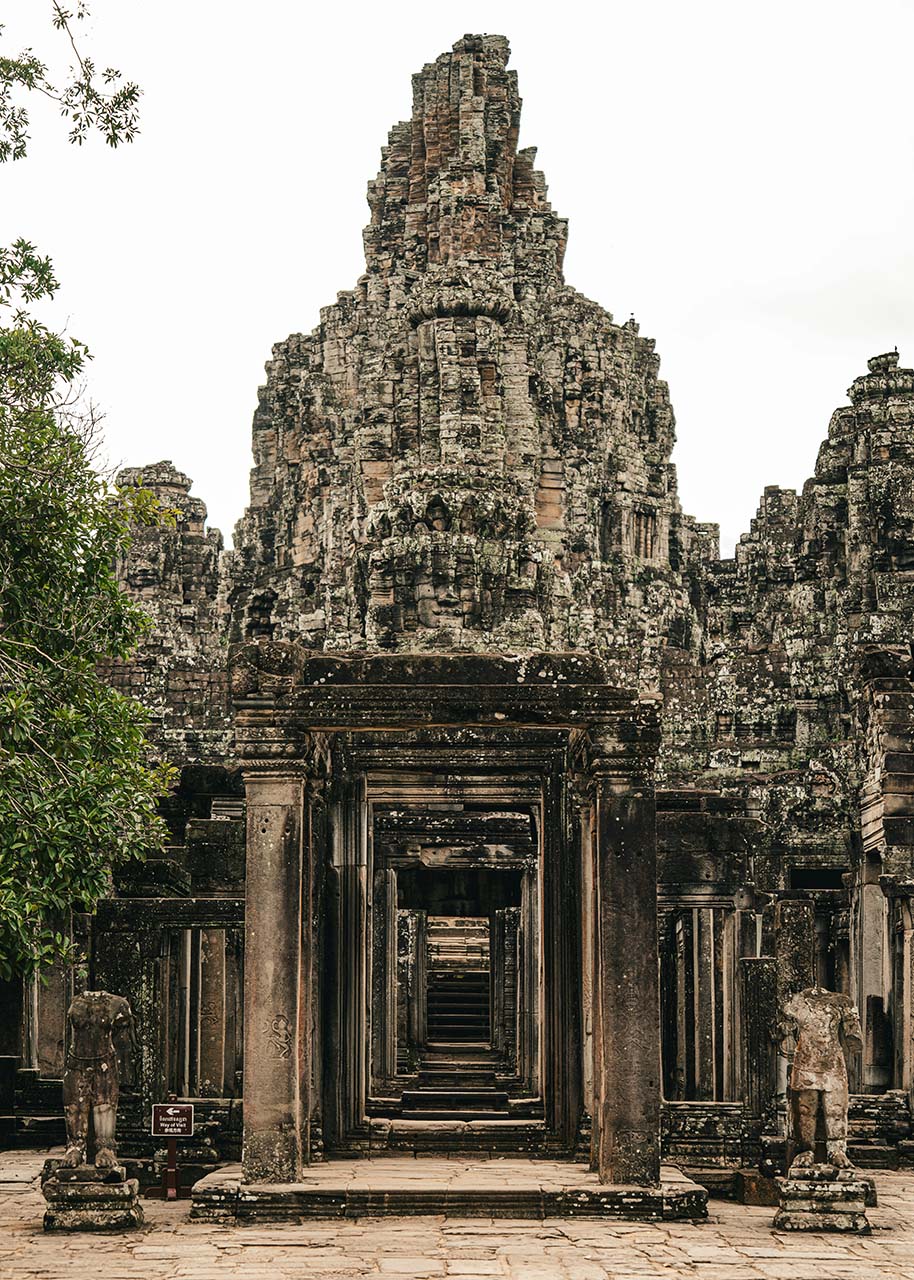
left=400, top=1041, right=511, bottom=1121
left=399, top=1088, right=510, bottom=1121
left=426, top=971, right=491, bottom=1044
left=0, top=1056, right=16, bottom=1146
left=398, top=915, right=513, bottom=1122
left=11, top=1068, right=65, bottom=1146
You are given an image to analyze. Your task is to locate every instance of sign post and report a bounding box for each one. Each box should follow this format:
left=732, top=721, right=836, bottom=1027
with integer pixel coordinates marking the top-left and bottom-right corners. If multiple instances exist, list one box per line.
left=151, top=1101, right=194, bottom=1201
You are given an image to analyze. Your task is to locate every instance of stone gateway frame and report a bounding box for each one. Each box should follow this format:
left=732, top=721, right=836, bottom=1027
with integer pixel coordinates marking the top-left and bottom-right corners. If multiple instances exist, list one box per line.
left=233, top=645, right=662, bottom=1186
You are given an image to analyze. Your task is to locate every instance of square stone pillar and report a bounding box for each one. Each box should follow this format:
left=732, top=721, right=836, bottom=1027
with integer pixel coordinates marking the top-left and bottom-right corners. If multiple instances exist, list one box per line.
left=592, top=778, right=661, bottom=1185
left=772, top=898, right=815, bottom=1007
left=858, top=881, right=890, bottom=1090
left=770, top=897, right=815, bottom=1163
left=770, top=897, right=815, bottom=1104
left=242, top=770, right=309, bottom=1182
left=879, top=882, right=914, bottom=1102
left=197, top=929, right=226, bottom=1097
left=739, top=955, right=777, bottom=1117
left=896, top=896, right=914, bottom=1100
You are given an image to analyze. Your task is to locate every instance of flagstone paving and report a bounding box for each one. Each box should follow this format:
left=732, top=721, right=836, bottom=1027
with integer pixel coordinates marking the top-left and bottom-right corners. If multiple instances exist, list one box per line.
left=4, top=1150, right=914, bottom=1278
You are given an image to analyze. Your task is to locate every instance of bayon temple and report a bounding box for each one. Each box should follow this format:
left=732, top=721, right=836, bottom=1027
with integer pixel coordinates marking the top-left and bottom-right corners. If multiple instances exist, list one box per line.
left=4, top=34, right=914, bottom=1214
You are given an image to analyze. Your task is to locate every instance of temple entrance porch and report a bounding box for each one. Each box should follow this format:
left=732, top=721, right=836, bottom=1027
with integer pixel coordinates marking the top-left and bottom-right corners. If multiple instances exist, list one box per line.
left=226, top=645, right=696, bottom=1216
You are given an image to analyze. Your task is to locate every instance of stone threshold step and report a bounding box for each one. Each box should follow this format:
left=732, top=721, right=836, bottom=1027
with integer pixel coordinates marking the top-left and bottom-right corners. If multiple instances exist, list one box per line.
left=191, top=1163, right=708, bottom=1223
left=427, top=1025, right=491, bottom=1032
left=419, top=1044, right=491, bottom=1054
left=428, top=1007, right=490, bottom=1015
left=847, top=1143, right=899, bottom=1168
left=416, top=1075, right=498, bottom=1089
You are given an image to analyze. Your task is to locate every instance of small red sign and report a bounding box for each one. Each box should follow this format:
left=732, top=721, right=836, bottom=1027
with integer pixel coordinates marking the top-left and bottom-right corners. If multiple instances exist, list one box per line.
left=151, top=1103, right=194, bottom=1138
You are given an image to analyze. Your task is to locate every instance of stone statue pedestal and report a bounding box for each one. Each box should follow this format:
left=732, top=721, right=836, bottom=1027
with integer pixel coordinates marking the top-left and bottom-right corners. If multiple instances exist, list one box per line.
left=41, top=1160, right=144, bottom=1232
left=773, top=1165, right=870, bottom=1233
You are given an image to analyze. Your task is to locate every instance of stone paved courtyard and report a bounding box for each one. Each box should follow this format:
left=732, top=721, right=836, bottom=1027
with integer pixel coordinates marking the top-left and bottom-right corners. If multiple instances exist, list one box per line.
left=4, top=1152, right=914, bottom=1278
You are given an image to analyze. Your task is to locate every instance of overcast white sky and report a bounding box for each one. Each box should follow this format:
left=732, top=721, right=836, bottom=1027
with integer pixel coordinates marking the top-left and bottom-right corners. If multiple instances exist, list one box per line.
left=3, top=0, right=913, bottom=553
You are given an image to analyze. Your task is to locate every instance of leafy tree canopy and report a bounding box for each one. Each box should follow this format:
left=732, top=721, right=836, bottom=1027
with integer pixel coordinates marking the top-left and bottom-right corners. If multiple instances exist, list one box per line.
left=0, top=11, right=168, bottom=980
left=0, top=3, right=141, bottom=162
left=0, top=242, right=173, bottom=979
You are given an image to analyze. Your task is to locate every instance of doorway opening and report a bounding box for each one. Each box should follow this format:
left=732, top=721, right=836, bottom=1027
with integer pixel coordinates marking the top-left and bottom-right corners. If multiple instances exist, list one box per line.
left=425, top=916, right=491, bottom=1046
left=363, top=797, right=543, bottom=1125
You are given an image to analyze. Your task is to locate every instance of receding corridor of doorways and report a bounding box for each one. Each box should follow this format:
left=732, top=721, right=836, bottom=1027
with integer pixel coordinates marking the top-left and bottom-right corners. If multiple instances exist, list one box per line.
left=364, top=799, right=544, bottom=1130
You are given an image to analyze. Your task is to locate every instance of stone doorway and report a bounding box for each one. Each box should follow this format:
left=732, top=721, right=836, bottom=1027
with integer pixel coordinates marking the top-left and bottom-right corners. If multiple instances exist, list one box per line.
left=235, top=648, right=664, bottom=1188
left=364, top=796, right=544, bottom=1130
left=327, top=770, right=557, bottom=1153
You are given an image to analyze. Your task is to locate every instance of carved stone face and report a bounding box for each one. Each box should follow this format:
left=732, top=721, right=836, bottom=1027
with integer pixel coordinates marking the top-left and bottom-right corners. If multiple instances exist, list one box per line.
left=126, top=560, right=161, bottom=592
left=123, top=532, right=177, bottom=596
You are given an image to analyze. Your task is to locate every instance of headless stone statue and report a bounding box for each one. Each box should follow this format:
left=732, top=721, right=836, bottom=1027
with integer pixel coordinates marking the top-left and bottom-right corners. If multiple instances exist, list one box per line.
left=62, top=991, right=135, bottom=1171
left=779, top=986, right=863, bottom=1170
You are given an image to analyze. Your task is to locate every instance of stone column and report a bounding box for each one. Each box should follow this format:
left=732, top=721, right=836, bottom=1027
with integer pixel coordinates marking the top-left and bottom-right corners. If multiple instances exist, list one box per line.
left=879, top=882, right=914, bottom=1101
left=197, top=929, right=226, bottom=1097
left=592, top=772, right=661, bottom=1185
left=739, top=956, right=777, bottom=1118
left=770, top=897, right=815, bottom=1163
left=492, top=910, right=507, bottom=1057
left=519, top=866, right=538, bottom=1096
left=772, top=898, right=816, bottom=1006
left=371, top=867, right=397, bottom=1087
left=542, top=768, right=582, bottom=1149
left=397, top=909, right=427, bottom=1063
left=693, top=907, right=717, bottom=1101
left=577, top=794, right=595, bottom=1120
left=674, top=912, right=694, bottom=1098
left=416, top=911, right=428, bottom=1050
left=503, top=908, right=519, bottom=1067
left=858, top=880, right=890, bottom=1090
left=242, top=769, right=307, bottom=1182
left=892, top=895, right=914, bottom=1100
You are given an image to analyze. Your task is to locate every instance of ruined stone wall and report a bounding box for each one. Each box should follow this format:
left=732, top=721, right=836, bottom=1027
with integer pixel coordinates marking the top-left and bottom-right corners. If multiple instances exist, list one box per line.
left=105, top=461, right=232, bottom=768
left=660, top=352, right=914, bottom=899
left=94, top=34, right=914, bottom=1132
left=107, top=39, right=914, bottom=948
left=107, top=39, right=914, bottom=924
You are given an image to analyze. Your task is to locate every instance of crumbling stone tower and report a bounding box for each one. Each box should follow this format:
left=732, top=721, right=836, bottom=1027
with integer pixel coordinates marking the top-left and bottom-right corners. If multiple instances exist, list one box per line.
left=229, top=34, right=704, bottom=689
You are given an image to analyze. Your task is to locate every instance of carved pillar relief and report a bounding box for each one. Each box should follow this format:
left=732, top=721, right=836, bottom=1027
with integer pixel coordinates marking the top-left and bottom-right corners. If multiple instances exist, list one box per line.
left=241, top=770, right=308, bottom=1183
left=590, top=756, right=661, bottom=1185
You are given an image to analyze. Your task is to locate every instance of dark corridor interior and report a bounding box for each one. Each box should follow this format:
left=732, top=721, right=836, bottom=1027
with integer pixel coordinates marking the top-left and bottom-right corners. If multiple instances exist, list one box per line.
left=425, top=917, right=491, bottom=1045
left=369, top=802, right=541, bottom=1123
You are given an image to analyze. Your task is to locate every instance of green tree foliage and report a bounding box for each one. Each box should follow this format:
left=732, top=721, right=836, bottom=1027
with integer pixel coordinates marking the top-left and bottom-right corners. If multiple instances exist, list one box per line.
left=0, top=242, right=173, bottom=979
left=0, top=14, right=167, bottom=979
left=0, top=3, right=141, bottom=162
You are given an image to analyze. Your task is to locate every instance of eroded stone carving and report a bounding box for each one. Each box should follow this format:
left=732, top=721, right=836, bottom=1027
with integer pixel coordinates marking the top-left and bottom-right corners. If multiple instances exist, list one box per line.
left=41, top=991, right=143, bottom=1232
left=62, top=990, right=135, bottom=1171
left=779, top=985, right=863, bottom=1170
left=266, top=1014, right=293, bottom=1059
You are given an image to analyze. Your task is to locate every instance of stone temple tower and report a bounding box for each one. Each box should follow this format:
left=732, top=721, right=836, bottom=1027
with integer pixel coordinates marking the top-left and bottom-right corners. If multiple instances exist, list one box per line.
left=229, top=34, right=705, bottom=687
